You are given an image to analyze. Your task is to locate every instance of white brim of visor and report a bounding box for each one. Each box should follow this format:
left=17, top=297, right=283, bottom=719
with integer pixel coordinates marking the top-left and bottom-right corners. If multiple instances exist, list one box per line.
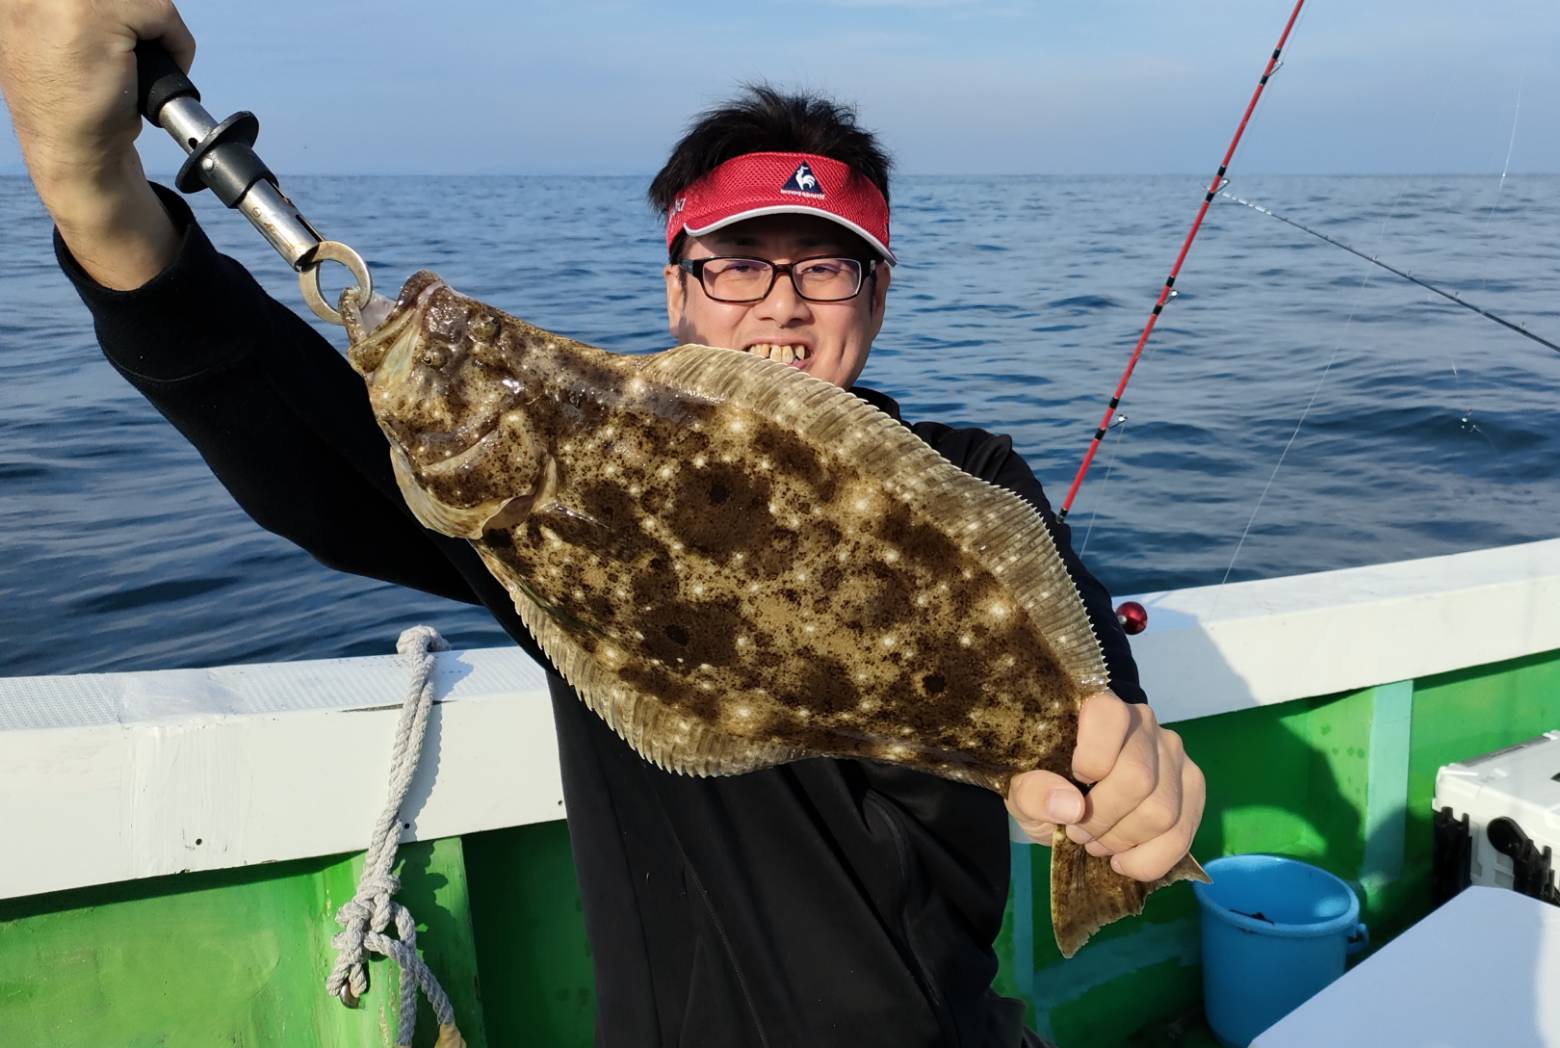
left=683, top=204, right=898, bottom=266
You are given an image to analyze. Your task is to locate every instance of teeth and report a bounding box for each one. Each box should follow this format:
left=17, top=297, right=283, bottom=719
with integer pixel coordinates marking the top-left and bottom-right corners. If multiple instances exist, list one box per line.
left=746, top=343, right=809, bottom=362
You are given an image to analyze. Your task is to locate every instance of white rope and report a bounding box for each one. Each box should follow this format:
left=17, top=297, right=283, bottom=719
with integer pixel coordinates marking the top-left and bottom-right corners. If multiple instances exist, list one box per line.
left=326, top=625, right=466, bottom=1048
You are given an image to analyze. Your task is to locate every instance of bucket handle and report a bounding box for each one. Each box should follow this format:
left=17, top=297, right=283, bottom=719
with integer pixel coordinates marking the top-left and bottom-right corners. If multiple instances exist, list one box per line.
left=1345, top=922, right=1370, bottom=956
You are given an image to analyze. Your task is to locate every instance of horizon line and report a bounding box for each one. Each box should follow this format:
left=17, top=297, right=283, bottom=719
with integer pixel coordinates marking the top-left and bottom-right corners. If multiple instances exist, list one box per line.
left=6, top=169, right=1560, bottom=180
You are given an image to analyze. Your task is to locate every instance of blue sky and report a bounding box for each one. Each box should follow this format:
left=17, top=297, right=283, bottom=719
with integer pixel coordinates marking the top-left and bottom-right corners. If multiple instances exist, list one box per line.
left=3, top=0, right=1557, bottom=176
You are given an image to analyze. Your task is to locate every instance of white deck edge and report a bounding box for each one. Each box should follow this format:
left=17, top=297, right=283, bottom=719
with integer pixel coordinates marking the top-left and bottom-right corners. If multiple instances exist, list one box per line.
left=4, top=538, right=1559, bottom=900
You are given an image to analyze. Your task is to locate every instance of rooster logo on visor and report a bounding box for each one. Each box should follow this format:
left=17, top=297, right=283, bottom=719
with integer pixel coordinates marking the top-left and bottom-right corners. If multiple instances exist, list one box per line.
left=781, top=162, right=825, bottom=198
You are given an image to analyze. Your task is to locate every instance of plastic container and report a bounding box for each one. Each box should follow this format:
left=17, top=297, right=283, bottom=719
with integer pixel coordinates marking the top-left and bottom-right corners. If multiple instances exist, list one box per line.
left=1192, top=855, right=1369, bottom=1047
left=1433, top=729, right=1560, bottom=905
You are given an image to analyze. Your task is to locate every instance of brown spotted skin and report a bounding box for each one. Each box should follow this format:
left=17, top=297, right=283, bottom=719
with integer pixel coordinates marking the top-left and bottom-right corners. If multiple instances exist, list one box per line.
left=346, top=272, right=1087, bottom=790
left=343, top=272, right=1205, bottom=955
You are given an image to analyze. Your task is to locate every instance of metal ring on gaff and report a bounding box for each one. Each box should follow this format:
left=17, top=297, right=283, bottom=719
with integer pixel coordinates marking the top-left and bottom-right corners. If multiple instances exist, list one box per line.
left=299, top=241, right=373, bottom=326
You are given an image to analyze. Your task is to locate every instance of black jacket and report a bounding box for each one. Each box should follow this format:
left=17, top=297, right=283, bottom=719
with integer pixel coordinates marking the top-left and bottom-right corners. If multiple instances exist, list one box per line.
left=57, top=185, right=1145, bottom=1048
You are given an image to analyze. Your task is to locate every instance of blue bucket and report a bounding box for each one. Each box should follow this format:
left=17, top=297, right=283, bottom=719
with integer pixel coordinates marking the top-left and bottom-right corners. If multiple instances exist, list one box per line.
left=1192, top=855, right=1369, bottom=1047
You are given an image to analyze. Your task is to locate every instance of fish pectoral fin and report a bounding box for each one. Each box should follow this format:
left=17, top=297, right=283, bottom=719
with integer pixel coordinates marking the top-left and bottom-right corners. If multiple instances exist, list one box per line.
left=481, top=455, right=560, bottom=532
left=1048, top=830, right=1210, bottom=958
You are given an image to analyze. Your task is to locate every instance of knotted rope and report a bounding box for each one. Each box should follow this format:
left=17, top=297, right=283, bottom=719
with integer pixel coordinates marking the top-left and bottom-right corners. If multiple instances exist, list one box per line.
left=326, top=625, right=466, bottom=1048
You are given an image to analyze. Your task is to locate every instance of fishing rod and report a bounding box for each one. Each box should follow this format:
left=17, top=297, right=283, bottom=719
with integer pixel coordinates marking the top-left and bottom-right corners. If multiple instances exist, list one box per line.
left=1056, top=0, right=1307, bottom=524
left=1219, top=190, right=1560, bottom=355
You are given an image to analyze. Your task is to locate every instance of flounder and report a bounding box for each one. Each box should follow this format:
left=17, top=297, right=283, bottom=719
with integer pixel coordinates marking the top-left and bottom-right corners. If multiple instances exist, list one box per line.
left=342, top=271, right=1207, bottom=956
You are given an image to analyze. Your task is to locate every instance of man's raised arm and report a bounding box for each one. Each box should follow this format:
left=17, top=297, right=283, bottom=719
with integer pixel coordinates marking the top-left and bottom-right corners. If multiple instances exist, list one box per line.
left=0, top=0, right=194, bottom=290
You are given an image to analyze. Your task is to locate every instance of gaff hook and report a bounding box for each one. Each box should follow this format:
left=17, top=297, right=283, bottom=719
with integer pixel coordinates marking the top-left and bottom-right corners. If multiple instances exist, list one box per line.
left=132, top=42, right=370, bottom=325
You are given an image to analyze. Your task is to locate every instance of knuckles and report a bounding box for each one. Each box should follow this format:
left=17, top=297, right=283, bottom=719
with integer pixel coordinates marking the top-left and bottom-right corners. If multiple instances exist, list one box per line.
left=1135, top=794, right=1181, bottom=836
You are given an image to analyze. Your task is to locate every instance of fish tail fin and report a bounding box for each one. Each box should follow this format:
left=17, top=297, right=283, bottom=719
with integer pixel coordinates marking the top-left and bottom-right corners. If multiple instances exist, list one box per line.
left=1048, top=829, right=1211, bottom=958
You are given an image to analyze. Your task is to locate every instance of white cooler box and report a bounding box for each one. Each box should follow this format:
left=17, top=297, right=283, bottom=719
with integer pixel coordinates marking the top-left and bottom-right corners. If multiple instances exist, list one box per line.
left=1433, top=729, right=1560, bottom=905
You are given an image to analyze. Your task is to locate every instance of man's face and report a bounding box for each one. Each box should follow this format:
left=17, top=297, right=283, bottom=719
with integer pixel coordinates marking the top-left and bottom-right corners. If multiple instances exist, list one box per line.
left=663, top=214, right=891, bottom=389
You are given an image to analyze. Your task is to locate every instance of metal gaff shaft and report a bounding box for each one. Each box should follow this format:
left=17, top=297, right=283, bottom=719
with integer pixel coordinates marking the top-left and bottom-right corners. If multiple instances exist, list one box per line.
left=134, top=41, right=324, bottom=270
left=133, top=41, right=368, bottom=324
left=1056, top=0, right=1308, bottom=521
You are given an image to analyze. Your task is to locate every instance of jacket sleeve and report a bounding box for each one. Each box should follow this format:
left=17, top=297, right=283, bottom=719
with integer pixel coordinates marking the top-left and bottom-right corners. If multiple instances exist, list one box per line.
left=54, top=183, right=483, bottom=608
left=915, top=423, right=1149, bottom=706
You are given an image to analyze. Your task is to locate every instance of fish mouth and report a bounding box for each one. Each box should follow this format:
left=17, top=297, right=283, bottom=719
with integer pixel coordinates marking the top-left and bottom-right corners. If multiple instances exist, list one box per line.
left=741, top=341, right=813, bottom=370
left=346, top=274, right=446, bottom=376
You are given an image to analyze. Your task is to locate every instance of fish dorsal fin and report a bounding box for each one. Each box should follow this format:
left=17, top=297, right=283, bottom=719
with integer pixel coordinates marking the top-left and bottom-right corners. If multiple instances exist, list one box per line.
left=641, top=344, right=1110, bottom=694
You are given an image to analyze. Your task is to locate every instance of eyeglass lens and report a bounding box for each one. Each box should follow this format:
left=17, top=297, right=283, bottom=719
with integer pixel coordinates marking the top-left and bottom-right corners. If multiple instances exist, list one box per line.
left=700, top=258, right=863, bottom=302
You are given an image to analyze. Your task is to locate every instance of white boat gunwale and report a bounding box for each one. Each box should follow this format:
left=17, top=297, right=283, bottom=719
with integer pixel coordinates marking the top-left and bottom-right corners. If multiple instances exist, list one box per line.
left=5, top=537, right=1559, bottom=901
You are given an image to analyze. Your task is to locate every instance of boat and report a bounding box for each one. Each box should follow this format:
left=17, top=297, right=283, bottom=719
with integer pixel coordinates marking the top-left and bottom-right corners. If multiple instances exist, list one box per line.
left=4, top=536, right=1556, bottom=1045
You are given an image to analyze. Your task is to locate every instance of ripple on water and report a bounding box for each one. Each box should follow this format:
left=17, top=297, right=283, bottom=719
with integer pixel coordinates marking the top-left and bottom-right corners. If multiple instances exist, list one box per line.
left=2, top=173, right=1559, bottom=674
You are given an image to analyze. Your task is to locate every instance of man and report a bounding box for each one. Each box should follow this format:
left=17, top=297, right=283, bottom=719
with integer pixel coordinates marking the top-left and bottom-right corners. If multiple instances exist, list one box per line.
left=0, top=4, right=1204, bottom=1045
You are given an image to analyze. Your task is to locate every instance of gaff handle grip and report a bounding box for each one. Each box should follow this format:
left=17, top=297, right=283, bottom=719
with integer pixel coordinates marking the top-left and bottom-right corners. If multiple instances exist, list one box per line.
left=133, top=41, right=198, bottom=126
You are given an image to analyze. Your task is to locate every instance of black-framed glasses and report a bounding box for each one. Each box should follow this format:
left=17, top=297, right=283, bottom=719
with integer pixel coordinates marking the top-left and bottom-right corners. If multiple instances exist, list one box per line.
left=678, top=255, right=878, bottom=304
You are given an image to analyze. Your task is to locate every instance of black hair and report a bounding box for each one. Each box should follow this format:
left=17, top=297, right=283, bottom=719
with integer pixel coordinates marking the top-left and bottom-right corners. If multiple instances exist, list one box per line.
left=649, top=84, right=893, bottom=261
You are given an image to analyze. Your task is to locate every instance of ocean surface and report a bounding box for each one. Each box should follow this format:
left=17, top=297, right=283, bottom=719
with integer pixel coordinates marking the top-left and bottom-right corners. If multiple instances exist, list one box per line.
left=2, top=173, right=1557, bottom=677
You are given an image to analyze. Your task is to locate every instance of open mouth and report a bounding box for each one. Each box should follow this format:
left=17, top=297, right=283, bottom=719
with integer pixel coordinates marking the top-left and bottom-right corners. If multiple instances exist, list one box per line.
left=744, top=342, right=812, bottom=369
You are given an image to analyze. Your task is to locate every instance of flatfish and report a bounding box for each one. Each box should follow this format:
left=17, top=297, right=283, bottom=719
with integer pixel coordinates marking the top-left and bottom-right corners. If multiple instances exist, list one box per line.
left=342, top=272, right=1207, bottom=956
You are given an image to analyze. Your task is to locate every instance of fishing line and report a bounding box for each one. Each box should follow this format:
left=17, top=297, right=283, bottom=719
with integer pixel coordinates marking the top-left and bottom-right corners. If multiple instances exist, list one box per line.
left=1217, top=87, right=1535, bottom=585
left=1077, top=413, right=1129, bottom=557
left=1218, top=190, right=1560, bottom=356
left=1451, top=88, right=1525, bottom=450
left=1216, top=179, right=1419, bottom=589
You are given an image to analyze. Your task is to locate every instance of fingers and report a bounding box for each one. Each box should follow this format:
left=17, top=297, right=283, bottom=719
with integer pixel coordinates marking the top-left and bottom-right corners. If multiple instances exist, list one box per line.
left=1065, top=699, right=1159, bottom=848
left=1087, top=727, right=1184, bottom=856
left=1110, top=751, right=1207, bottom=881
left=1071, top=691, right=1133, bottom=784
left=1005, top=769, right=1085, bottom=846
left=1017, top=690, right=1208, bottom=879
left=137, top=1, right=196, bottom=73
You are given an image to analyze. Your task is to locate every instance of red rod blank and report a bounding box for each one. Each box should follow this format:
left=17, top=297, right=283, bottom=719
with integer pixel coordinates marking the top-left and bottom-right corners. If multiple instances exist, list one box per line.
left=1057, top=0, right=1308, bottom=521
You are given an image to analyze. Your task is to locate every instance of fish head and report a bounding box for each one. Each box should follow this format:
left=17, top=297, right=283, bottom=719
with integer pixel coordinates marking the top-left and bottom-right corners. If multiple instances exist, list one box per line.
left=343, top=271, right=553, bottom=539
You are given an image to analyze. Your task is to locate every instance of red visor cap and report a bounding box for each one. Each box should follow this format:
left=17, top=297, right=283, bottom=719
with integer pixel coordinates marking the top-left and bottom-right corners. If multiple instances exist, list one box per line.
left=666, top=151, right=896, bottom=266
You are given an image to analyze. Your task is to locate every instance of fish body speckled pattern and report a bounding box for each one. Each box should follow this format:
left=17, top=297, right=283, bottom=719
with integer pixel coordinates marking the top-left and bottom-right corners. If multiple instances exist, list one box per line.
left=343, top=271, right=1207, bottom=957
